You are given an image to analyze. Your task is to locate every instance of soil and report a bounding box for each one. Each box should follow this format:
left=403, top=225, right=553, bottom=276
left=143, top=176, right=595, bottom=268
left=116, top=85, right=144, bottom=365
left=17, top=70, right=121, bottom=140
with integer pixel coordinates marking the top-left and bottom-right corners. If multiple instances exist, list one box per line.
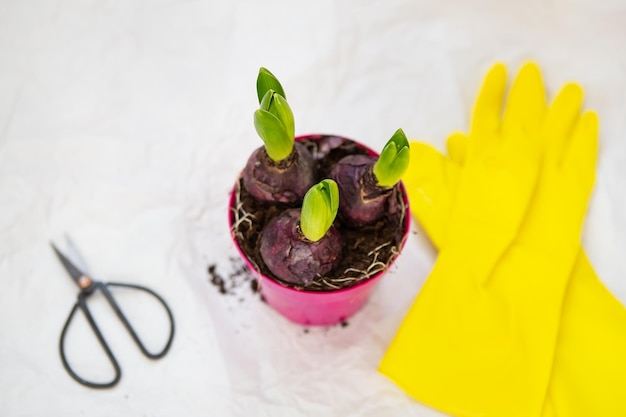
left=207, top=256, right=266, bottom=302
left=207, top=259, right=257, bottom=295
left=230, top=135, right=408, bottom=292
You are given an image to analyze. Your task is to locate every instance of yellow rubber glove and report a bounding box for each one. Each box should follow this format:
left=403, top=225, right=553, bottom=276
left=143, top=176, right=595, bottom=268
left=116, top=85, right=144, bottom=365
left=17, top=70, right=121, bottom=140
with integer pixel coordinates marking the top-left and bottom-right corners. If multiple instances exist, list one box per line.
left=405, top=106, right=626, bottom=415
left=380, top=62, right=598, bottom=417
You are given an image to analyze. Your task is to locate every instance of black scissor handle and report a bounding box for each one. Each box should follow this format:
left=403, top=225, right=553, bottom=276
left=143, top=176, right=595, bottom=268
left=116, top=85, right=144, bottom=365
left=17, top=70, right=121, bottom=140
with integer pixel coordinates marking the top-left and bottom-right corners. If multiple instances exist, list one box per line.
left=104, top=282, right=175, bottom=359
left=59, top=282, right=175, bottom=389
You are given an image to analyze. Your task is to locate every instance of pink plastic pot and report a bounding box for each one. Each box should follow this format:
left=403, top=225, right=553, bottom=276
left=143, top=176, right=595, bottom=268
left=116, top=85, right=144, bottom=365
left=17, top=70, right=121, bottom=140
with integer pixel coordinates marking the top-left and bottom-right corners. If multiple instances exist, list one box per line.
left=228, top=134, right=410, bottom=326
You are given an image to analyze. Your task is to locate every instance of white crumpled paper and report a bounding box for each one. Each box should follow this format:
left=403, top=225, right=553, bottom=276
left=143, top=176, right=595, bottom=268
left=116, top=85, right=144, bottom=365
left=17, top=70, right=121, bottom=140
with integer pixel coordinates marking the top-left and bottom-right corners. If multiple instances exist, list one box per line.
left=1, top=0, right=625, bottom=416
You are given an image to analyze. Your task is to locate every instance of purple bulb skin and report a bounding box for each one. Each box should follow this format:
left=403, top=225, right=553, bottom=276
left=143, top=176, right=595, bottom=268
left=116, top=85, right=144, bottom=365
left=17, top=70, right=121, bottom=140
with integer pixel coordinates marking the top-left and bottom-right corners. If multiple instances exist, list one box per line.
left=260, top=208, right=342, bottom=286
left=242, top=142, right=316, bottom=204
left=330, top=154, right=390, bottom=226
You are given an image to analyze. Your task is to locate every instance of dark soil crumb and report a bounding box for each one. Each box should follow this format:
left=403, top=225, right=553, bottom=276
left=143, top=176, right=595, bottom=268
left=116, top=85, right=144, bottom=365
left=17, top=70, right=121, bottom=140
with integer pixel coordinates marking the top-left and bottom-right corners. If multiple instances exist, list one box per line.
left=208, top=264, right=228, bottom=295
left=301, top=320, right=349, bottom=334
left=230, top=135, right=408, bottom=292
left=208, top=257, right=261, bottom=299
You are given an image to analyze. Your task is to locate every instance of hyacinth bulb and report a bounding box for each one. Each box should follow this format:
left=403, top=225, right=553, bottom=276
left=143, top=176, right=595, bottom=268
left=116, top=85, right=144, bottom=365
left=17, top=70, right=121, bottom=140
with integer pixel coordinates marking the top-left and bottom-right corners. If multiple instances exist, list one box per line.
left=330, top=129, right=409, bottom=226
left=259, top=180, right=342, bottom=286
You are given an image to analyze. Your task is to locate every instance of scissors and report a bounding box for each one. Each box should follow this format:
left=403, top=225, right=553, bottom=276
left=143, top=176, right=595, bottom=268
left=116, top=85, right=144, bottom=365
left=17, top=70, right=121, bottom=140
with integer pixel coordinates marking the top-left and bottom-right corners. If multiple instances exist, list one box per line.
left=51, top=242, right=175, bottom=389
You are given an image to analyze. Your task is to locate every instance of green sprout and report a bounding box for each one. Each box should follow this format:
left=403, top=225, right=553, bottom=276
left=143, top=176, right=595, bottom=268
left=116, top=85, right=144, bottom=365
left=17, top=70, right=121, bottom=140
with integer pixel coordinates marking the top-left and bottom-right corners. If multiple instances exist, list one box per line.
left=253, top=68, right=295, bottom=162
left=256, top=67, right=286, bottom=103
left=300, top=179, right=339, bottom=242
left=373, top=128, right=410, bottom=188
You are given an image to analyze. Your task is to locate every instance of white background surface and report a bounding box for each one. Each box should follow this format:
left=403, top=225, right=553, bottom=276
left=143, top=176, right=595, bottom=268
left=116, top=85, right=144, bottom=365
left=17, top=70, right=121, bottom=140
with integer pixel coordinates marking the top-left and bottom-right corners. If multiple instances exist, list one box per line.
left=1, top=0, right=625, bottom=416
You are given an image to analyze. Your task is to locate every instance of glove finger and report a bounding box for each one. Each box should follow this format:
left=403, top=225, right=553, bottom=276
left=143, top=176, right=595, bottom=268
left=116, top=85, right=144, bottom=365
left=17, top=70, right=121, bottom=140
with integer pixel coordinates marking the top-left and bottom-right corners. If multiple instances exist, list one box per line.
left=403, top=141, right=459, bottom=249
left=446, top=132, right=468, bottom=167
left=544, top=83, right=584, bottom=164
left=562, top=110, right=599, bottom=190
left=502, top=62, right=547, bottom=137
left=497, top=63, right=547, bottom=165
left=470, top=63, right=507, bottom=152
left=403, top=141, right=443, bottom=189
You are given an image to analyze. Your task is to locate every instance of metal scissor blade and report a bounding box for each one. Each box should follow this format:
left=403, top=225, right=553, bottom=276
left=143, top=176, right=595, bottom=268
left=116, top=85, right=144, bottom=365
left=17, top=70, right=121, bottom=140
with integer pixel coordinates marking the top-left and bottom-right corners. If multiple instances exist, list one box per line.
left=50, top=242, right=90, bottom=288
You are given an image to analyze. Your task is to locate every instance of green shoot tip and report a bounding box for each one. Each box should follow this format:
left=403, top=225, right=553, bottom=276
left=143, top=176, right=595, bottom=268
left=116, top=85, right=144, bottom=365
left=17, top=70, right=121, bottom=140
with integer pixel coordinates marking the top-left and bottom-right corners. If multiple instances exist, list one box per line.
left=254, top=89, right=295, bottom=162
left=373, top=128, right=410, bottom=188
left=257, top=67, right=286, bottom=104
left=300, top=179, right=339, bottom=242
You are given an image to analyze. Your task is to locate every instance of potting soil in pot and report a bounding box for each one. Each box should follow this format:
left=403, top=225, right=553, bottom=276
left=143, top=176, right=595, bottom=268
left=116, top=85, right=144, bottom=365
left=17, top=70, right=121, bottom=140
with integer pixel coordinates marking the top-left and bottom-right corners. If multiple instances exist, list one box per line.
left=231, top=135, right=408, bottom=292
